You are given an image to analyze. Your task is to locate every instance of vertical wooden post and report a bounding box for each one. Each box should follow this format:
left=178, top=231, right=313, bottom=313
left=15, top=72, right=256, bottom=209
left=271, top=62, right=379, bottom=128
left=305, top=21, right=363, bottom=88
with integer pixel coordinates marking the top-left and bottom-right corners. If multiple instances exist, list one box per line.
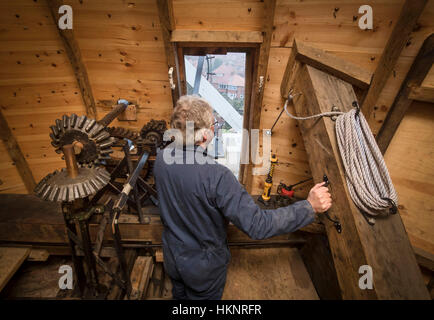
left=290, top=63, right=429, bottom=299
left=157, top=0, right=181, bottom=107
left=245, top=0, right=276, bottom=192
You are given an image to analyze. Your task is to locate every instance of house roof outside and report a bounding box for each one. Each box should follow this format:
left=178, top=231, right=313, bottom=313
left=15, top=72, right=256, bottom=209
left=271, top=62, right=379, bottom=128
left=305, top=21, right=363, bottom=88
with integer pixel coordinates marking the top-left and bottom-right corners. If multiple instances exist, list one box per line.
left=212, top=64, right=244, bottom=87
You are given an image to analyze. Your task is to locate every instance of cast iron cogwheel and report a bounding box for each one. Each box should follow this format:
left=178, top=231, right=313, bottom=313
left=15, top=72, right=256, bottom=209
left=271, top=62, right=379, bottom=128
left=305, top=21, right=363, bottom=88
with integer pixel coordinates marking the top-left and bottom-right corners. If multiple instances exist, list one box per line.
left=107, top=126, right=141, bottom=142
left=140, top=119, right=167, bottom=147
left=34, top=166, right=111, bottom=202
left=49, top=114, right=115, bottom=164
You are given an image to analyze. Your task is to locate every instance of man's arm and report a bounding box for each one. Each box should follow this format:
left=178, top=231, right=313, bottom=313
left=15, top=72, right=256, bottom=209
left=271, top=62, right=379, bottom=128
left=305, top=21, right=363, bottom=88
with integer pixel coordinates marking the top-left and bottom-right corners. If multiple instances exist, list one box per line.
left=215, top=170, right=317, bottom=240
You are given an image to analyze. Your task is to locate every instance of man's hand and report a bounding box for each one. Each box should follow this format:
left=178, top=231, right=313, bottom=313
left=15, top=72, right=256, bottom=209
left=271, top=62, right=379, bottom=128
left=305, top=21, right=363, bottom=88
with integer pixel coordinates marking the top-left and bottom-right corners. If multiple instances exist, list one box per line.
left=307, top=182, right=332, bottom=213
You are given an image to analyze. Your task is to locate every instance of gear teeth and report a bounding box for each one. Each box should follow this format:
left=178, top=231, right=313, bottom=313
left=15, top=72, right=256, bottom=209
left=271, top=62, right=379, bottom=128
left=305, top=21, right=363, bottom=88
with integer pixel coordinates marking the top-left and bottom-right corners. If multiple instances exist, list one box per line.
left=70, top=114, right=78, bottom=128
left=85, top=119, right=96, bottom=133
left=90, top=125, right=104, bottom=138
left=100, top=148, right=113, bottom=155
left=108, top=127, right=140, bottom=142
left=50, top=125, right=59, bottom=137
left=62, top=115, right=68, bottom=129
left=55, top=119, right=62, bottom=132
left=140, top=119, right=167, bottom=147
left=48, top=113, right=114, bottom=164
left=77, top=115, right=87, bottom=129
left=99, top=139, right=114, bottom=149
left=49, top=133, right=58, bottom=143
left=34, top=166, right=110, bottom=202
left=95, top=131, right=110, bottom=142
left=41, top=185, right=52, bottom=199
left=48, top=185, right=59, bottom=202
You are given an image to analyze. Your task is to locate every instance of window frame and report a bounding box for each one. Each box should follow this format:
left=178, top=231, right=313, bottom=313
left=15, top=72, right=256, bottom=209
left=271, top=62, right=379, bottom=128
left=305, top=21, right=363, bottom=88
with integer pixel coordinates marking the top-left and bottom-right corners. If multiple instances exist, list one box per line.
left=176, top=42, right=259, bottom=183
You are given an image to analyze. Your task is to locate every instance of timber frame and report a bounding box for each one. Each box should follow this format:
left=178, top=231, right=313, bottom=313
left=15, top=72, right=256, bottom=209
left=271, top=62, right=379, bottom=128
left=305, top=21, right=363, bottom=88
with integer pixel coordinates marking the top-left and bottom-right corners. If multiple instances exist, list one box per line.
left=244, top=0, right=276, bottom=191
left=376, top=33, right=434, bottom=154
left=46, top=0, right=97, bottom=119
left=0, top=110, right=36, bottom=193
left=361, top=0, right=428, bottom=117
left=280, top=39, right=430, bottom=299
left=157, top=0, right=181, bottom=107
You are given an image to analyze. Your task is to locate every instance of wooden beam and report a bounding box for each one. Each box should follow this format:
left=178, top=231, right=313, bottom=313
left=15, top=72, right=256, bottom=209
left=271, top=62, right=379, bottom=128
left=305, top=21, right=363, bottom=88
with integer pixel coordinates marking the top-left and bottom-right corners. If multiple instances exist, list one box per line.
left=245, top=0, right=276, bottom=193
left=0, top=194, right=305, bottom=247
left=171, top=30, right=263, bottom=43
left=157, top=0, right=181, bottom=106
left=0, top=110, right=36, bottom=193
left=376, top=34, right=434, bottom=154
left=361, top=0, right=428, bottom=116
left=299, top=234, right=341, bottom=300
left=290, top=63, right=429, bottom=299
left=408, top=86, right=434, bottom=103
left=129, top=256, right=154, bottom=300
left=0, top=247, right=31, bottom=292
left=46, top=0, right=97, bottom=118
left=414, top=247, right=434, bottom=272
left=281, top=39, right=371, bottom=97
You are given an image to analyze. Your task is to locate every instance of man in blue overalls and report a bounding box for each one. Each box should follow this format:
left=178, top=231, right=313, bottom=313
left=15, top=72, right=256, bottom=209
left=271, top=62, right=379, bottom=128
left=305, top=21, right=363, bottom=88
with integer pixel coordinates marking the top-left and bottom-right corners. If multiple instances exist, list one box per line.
left=154, top=95, right=332, bottom=299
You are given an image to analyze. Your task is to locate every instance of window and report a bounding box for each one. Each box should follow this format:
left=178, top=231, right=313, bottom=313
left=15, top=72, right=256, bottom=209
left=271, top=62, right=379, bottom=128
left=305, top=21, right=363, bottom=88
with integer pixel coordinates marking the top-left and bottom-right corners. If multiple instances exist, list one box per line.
left=179, top=48, right=253, bottom=180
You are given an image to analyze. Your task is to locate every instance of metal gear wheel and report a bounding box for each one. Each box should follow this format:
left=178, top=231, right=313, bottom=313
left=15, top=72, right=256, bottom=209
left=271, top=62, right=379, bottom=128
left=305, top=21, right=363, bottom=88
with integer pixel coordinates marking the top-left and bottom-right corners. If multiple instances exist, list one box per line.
left=34, top=166, right=110, bottom=202
left=49, top=114, right=114, bottom=164
left=107, top=126, right=140, bottom=142
left=140, top=119, right=167, bottom=147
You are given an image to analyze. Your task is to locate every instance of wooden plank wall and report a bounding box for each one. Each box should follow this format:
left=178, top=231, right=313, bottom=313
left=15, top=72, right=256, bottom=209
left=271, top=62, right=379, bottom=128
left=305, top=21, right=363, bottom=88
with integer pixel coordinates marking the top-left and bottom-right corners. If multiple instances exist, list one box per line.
left=0, top=0, right=87, bottom=191
left=384, top=100, right=434, bottom=257
left=68, top=0, right=173, bottom=125
left=0, top=0, right=174, bottom=193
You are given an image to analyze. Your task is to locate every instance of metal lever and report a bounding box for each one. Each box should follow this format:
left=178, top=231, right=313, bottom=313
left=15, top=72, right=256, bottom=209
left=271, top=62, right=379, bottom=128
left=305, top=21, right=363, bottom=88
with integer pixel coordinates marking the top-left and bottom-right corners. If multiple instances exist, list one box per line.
left=322, top=174, right=342, bottom=234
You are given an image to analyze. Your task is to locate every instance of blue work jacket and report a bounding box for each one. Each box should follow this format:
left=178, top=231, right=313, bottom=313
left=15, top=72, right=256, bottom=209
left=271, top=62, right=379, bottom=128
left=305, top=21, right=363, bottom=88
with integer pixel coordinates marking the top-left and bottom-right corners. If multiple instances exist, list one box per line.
left=153, top=145, right=315, bottom=297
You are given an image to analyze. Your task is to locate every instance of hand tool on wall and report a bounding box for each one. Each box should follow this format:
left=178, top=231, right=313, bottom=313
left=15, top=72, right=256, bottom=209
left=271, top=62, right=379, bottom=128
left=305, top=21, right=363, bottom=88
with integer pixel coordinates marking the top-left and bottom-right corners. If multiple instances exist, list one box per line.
left=258, top=154, right=278, bottom=206
left=277, top=177, right=313, bottom=198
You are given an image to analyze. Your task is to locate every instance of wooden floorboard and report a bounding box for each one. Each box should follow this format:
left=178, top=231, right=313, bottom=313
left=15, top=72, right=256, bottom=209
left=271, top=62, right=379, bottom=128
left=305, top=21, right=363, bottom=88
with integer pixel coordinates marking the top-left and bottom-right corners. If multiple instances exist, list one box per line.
left=222, top=247, right=318, bottom=300
left=0, top=247, right=30, bottom=292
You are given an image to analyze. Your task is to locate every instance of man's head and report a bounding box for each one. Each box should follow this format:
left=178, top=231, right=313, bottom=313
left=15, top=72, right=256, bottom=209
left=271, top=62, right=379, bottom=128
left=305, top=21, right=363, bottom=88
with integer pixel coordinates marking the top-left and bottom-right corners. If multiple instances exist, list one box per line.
left=170, top=95, right=215, bottom=147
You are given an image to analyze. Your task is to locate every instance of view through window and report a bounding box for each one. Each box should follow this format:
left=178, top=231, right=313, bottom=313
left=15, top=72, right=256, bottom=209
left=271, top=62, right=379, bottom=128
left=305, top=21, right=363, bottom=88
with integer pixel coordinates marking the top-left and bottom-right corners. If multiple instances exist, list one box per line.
left=184, top=52, right=246, bottom=178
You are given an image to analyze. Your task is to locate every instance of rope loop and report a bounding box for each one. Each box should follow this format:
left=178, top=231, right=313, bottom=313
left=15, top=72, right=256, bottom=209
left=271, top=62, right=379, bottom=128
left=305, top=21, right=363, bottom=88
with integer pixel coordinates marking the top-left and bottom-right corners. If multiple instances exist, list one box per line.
left=283, top=98, right=398, bottom=217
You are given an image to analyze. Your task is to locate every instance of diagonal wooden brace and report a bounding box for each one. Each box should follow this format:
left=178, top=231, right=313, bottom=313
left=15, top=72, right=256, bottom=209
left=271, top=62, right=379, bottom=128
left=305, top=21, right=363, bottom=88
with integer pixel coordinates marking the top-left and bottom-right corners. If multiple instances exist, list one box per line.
left=281, top=41, right=429, bottom=299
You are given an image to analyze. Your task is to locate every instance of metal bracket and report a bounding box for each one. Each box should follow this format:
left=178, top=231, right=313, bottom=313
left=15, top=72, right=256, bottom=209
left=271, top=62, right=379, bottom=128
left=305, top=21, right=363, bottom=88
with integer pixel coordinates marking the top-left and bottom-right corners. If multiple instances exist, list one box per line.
left=331, top=106, right=340, bottom=121
left=168, top=67, right=176, bottom=90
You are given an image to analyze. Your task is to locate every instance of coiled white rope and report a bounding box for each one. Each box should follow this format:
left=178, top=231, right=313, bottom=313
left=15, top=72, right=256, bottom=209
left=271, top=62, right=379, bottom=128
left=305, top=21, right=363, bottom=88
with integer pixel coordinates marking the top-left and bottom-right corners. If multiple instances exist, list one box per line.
left=284, top=100, right=398, bottom=216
